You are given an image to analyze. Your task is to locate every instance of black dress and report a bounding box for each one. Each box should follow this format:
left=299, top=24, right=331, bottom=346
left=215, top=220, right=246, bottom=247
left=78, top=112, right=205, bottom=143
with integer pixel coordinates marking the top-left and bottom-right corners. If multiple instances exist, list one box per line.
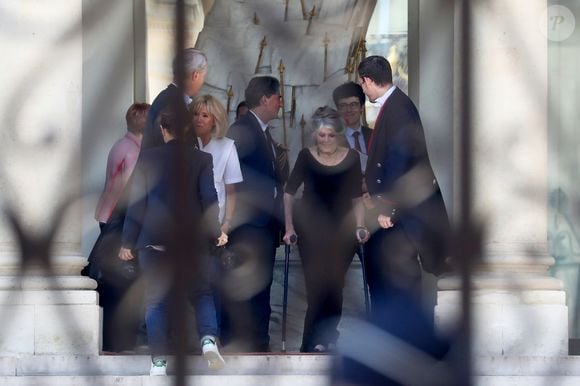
left=285, top=148, right=363, bottom=352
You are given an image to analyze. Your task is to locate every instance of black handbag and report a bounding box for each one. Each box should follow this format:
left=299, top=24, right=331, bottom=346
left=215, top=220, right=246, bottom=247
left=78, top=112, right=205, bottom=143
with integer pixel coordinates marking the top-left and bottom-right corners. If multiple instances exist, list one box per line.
left=86, top=218, right=140, bottom=287
left=212, top=245, right=241, bottom=270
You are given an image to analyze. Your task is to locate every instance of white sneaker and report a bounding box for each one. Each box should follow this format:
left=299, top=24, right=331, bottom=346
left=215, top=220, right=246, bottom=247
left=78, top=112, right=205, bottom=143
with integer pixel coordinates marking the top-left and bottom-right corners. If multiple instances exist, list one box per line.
left=201, top=336, right=225, bottom=370
left=313, top=344, right=328, bottom=353
left=149, top=358, right=167, bottom=376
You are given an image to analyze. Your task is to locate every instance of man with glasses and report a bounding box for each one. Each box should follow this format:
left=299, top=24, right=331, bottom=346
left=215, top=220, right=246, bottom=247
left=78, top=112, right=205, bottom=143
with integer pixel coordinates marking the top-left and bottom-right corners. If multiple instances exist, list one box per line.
left=333, top=82, right=372, bottom=173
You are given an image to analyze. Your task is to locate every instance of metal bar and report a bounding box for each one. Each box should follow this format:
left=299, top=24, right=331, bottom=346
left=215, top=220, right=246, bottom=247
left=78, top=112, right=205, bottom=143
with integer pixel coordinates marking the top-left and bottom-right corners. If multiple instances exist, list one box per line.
left=323, top=32, right=330, bottom=81
left=278, top=59, right=288, bottom=146
left=300, top=114, right=306, bottom=148
left=172, top=1, right=194, bottom=384
left=290, top=86, right=296, bottom=127
left=282, top=243, right=292, bottom=351
left=255, top=36, right=267, bottom=74
left=457, top=1, right=475, bottom=384
left=226, top=85, right=234, bottom=114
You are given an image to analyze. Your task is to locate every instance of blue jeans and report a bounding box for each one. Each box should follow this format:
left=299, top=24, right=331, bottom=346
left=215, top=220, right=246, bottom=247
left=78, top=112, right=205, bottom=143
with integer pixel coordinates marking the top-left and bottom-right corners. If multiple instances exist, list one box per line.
left=139, top=248, right=219, bottom=357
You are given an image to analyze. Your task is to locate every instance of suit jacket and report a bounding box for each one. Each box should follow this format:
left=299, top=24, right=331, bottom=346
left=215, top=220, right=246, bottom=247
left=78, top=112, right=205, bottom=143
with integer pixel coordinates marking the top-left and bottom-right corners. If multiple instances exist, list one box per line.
left=142, top=84, right=195, bottom=150
left=121, top=140, right=220, bottom=251
left=227, top=112, right=283, bottom=229
left=366, top=87, right=451, bottom=275
left=366, top=88, right=439, bottom=210
left=361, top=125, right=372, bottom=148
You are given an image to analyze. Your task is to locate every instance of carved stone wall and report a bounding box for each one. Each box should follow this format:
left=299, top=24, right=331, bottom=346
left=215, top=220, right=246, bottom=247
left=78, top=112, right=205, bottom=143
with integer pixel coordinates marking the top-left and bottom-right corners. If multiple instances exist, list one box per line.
left=195, top=0, right=376, bottom=163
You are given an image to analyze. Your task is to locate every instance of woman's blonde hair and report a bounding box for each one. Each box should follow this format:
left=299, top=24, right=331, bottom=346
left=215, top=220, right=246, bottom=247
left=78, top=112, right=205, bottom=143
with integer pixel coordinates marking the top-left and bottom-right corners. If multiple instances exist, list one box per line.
left=190, top=94, right=228, bottom=138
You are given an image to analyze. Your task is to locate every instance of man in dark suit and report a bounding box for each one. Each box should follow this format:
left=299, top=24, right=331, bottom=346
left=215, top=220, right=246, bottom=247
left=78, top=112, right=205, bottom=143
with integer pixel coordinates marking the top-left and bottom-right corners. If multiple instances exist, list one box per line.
left=224, top=76, right=284, bottom=352
left=141, top=48, right=207, bottom=150
left=333, top=81, right=372, bottom=172
left=333, top=55, right=453, bottom=384
left=357, top=56, right=452, bottom=305
left=119, top=111, right=226, bottom=374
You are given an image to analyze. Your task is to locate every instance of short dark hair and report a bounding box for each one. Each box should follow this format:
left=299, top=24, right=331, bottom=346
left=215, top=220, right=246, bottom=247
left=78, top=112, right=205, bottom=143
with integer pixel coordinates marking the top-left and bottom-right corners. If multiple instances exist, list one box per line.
left=126, top=103, right=151, bottom=134
left=244, top=76, right=280, bottom=109
left=332, top=82, right=365, bottom=107
left=236, top=101, right=248, bottom=117
left=358, top=56, right=393, bottom=86
left=159, top=110, right=178, bottom=136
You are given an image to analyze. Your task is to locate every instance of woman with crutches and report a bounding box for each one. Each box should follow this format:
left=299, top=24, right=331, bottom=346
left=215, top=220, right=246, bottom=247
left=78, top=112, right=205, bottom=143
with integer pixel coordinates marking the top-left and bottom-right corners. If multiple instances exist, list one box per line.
left=283, top=106, right=369, bottom=353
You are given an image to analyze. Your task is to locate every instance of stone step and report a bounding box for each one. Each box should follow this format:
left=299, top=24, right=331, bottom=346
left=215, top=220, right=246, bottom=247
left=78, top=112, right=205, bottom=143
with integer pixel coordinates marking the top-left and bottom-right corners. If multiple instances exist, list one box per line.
left=3, top=375, right=580, bottom=386
left=0, top=353, right=332, bottom=376
left=0, top=375, right=330, bottom=386
left=4, top=354, right=580, bottom=385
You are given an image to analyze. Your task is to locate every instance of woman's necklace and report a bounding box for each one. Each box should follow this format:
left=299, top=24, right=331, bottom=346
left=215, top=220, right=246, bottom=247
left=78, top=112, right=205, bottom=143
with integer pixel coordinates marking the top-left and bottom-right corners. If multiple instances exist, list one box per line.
left=316, top=147, right=343, bottom=166
left=317, top=147, right=339, bottom=157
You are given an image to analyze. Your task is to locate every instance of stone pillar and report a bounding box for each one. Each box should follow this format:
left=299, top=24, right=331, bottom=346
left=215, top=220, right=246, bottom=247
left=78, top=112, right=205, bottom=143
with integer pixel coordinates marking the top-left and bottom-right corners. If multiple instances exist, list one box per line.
left=435, top=0, right=568, bottom=357
left=0, top=0, right=101, bottom=355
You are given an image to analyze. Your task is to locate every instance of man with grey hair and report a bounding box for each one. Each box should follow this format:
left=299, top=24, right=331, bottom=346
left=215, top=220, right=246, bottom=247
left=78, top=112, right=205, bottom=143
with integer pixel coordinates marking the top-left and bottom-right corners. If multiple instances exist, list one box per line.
left=142, top=48, right=208, bottom=149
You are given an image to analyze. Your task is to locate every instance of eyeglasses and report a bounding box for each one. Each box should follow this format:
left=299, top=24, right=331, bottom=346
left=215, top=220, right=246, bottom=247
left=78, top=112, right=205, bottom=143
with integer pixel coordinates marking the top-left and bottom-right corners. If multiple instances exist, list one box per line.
left=338, top=101, right=361, bottom=110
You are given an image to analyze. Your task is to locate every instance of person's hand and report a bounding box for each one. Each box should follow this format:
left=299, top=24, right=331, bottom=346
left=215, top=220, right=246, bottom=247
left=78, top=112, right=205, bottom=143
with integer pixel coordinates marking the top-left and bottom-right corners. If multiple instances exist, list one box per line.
left=216, top=232, right=228, bottom=247
left=356, top=227, right=370, bottom=243
left=362, top=192, right=375, bottom=209
left=283, top=229, right=298, bottom=245
left=220, top=221, right=231, bottom=235
left=377, top=214, right=394, bottom=229
left=119, top=247, right=135, bottom=261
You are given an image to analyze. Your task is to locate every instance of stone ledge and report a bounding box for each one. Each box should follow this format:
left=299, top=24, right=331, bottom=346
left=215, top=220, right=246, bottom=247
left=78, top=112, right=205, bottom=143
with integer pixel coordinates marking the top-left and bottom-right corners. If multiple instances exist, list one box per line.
left=438, top=275, right=563, bottom=291
left=0, top=276, right=97, bottom=291
left=0, top=290, right=98, bottom=305
left=0, top=375, right=329, bottom=386
left=0, top=354, right=332, bottom=376
left=3, top=355, right=580, bottom=385
left=475, top=376, right=580, bottom=386
left=437, top=290, right=566, bottom=305
left=0, top=255, right=89, bottom=276
left=475, top=356, right=580, bottom=376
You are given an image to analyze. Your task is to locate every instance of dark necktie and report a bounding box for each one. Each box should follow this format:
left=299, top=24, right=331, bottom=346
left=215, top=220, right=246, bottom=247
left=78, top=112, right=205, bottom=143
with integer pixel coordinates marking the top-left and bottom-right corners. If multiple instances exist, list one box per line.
left=264, top=128, right=277, bottom=165
left=264, top=127, right=280, bottom=197
left=352, top=131, right=362, bottom=153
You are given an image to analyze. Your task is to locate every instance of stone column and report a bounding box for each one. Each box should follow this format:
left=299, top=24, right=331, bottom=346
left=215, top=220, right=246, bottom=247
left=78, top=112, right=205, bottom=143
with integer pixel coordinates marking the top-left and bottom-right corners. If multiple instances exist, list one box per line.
left=435, top=0, right=568, bottom=357
left=0, top=0, right=100, bottom=355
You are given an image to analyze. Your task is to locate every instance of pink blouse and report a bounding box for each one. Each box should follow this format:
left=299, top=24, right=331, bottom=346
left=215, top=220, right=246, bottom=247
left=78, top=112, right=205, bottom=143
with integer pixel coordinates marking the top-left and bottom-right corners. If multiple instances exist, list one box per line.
left=94, top=132, right=141, bottom=223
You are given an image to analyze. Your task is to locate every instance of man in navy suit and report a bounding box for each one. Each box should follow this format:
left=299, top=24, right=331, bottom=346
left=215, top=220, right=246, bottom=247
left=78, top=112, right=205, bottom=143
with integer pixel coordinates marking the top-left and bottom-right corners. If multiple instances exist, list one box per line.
left=332, top=55, right=453, bottom=384
left=333, top=81, right=372, bottom=173
left=119, top=111, right=226, bottom=374
left=224, top=76, right=283, bottom=352
left=357, top=56, right=452, bottom=305
left=141, top=48, right=207, bottom=150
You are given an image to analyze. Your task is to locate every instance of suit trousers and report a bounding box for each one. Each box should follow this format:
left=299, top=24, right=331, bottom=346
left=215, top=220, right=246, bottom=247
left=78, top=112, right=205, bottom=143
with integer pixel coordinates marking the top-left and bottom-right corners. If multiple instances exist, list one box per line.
left=220, top=223, right=278, bottom=351
left=365, top=224, right=422, bottom=309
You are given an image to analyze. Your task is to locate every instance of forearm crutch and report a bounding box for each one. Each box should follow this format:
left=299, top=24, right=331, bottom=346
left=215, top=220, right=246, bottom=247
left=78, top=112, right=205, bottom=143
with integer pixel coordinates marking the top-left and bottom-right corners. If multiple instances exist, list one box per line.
left=357, top=229, right=371, bottom=318
left=282, top=234, right=296, bottom=352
